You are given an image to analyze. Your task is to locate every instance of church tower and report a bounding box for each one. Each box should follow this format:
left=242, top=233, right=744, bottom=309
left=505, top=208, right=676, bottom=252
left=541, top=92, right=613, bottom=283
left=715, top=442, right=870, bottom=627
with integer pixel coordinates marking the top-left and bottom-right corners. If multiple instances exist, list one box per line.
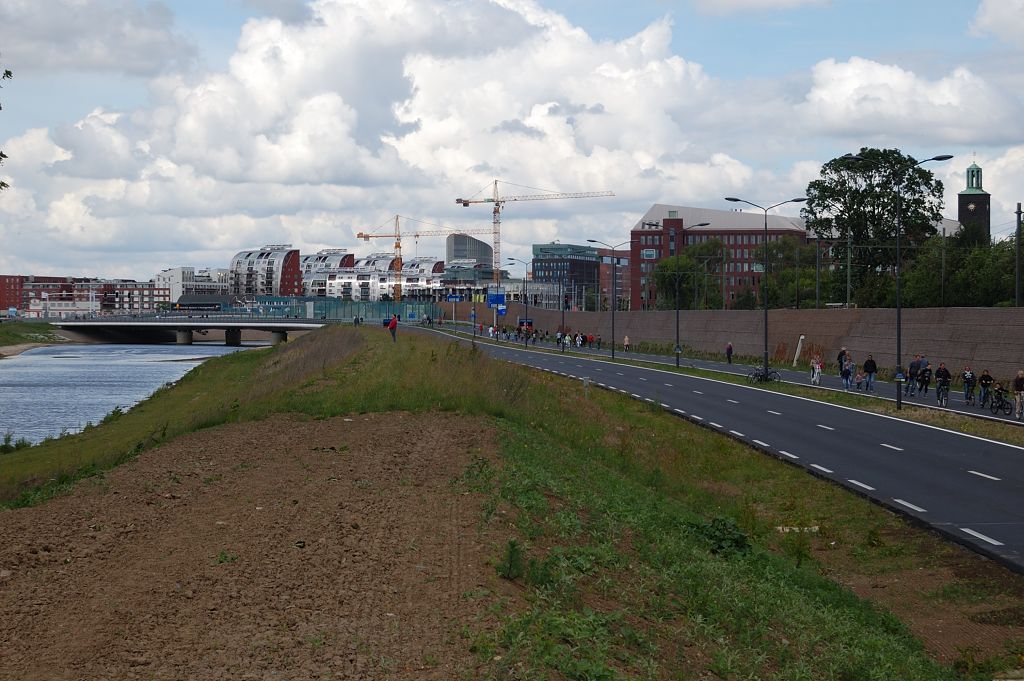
left=957, top=162, right=991, bottom=246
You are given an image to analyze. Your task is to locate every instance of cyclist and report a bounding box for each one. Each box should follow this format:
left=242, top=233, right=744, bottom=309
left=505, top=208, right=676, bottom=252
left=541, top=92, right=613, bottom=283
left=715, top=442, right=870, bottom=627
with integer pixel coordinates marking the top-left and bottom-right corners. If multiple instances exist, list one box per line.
left=960, top=366, right=977, bottom=405
left=934, top=363, right=952, bottom=405
left=978, top=369, right=994, bottom=407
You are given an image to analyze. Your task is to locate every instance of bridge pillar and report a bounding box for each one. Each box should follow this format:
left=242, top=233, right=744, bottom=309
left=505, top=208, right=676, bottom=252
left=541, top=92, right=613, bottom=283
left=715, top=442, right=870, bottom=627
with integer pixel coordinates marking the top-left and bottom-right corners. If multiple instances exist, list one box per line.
left=270, top=331, right=288, bottom=345
left=225, top=328, right=242, bottom=347
left=175, top=329, right=194, bottom=345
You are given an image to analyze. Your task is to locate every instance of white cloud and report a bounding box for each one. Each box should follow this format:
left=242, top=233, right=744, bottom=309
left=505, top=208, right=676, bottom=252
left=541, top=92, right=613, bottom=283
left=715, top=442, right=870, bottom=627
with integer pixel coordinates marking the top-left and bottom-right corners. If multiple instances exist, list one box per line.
left=690, top=0, right=828, bottom=14
left=797, top=57, right=1023, bottom=146
left=0, top=0, right=195, bottom=76
left=2, top=0, right=1019, bottom=280
left=970, top=0, right=1024, bottom=45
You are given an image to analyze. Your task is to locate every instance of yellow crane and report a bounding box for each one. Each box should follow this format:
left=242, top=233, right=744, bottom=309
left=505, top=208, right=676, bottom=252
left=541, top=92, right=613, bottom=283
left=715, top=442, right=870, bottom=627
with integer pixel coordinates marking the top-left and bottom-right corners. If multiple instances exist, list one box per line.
left=455, top=180, right=615, bottom=283
left=356, top=215, right=490, bottom=300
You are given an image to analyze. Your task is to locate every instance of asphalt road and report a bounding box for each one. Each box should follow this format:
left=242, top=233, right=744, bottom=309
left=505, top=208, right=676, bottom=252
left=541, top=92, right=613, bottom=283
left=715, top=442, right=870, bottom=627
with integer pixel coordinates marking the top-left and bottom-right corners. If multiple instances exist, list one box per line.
left=427, top=328, right=1024, bottom=572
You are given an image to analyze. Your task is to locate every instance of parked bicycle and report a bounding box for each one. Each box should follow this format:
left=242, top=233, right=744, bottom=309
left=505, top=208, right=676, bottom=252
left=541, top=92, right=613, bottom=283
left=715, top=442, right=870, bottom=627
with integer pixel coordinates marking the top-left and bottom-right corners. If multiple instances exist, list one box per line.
left=747, top=366, right=782, bottom=384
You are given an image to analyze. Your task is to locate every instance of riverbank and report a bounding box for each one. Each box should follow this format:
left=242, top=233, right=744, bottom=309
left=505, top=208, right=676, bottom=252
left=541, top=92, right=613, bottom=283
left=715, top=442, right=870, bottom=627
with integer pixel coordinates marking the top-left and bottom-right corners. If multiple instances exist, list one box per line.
left=0, top=343, right=49, bottom=359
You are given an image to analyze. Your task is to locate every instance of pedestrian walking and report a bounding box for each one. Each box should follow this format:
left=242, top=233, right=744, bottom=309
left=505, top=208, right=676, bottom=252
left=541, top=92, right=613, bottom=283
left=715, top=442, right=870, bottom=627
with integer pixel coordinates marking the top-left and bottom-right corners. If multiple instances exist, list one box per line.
left=917, top=362, right=933, bottom=396
left=906, top=354, right=921, bottom=396
left=978, top=369, right=994, bottom=407
left=863, top=354, right=877, bottom=392
left=810, top=355, right=822, bottom=385
left=623, top=335, right=630, bottom=352
left=836, top=347, right=847, bottom=376
left=726, top=342, right=733, bottom=364
left=1014, top=370, right=1024, bottom=420
left=387, top=314, right=398, bottom=342
left=841, top=357, right=853, bottom=390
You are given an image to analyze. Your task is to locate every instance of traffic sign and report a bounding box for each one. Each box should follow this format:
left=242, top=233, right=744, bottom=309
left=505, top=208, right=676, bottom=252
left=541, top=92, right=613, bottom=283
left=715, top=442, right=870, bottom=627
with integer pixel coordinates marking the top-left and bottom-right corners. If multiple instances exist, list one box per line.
left=446, top=295, right=464, bottom=302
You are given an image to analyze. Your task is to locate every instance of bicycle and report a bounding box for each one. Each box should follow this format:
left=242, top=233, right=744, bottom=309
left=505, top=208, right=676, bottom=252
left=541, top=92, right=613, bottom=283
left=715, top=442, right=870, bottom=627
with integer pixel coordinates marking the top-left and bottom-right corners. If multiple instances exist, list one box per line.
left=990, top=391, right=1013, bottom=416
left=747, top=366, right=782, bottom=383
left=936, top=381, right=950, bottom=408
left=964, top=384, right=976, bottom=407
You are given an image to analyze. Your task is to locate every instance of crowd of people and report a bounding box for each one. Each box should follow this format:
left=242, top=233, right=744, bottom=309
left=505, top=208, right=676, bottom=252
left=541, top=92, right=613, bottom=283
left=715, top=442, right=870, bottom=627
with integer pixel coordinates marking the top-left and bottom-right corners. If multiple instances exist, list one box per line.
left=820, top=348, right=1024, bottom=419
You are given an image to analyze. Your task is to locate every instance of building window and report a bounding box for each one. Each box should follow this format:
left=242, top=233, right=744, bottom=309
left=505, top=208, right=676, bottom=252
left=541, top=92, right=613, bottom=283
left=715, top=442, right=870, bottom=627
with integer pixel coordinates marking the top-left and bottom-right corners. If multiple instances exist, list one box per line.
left=667, top=210, right=678, bottom=218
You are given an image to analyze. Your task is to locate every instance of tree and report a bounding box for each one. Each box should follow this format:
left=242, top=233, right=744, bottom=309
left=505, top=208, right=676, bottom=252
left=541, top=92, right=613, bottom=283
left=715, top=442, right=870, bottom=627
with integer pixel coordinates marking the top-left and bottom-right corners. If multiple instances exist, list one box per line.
left=651, top=238, right=725, bottom=310
left=0, top=64, right=11, bottom=192
left=801, top=148, right=946, bottom=306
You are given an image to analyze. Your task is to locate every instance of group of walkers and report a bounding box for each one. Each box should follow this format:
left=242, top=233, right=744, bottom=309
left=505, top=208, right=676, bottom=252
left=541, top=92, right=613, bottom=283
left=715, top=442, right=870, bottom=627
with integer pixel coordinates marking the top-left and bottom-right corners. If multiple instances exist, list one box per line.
left=816, top=348, right=1024, bottom=419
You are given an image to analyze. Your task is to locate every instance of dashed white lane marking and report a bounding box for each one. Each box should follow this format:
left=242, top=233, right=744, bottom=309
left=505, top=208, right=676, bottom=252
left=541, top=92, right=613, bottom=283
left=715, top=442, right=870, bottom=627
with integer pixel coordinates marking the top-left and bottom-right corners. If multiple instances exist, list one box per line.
left=616, top=372, right=624, bottom=376
left=767, top=410, right=782, bottom=415
left=779, top=450, right=799, bottom=459
left=631, top=393, right=641, bottom=399
left=595, top=368, right=603, bottom=372
left=753, top=439, right=770, bottom=447
left=597, top=383, right=606, bottom=388
left=639, top=377, right=647, bottom=381
left=727, top=399, right=739, bottom=404
left=568, top=374, right=576, bottom=379
left=893, top=498, right=927, bottom=513
left=810, top=464, right=833, bottom=473
left=816, top=424, right=834, bottom=431
left=960, top=528, right=1004, bottom=546
left=729, top=430, right=745, bottom=437
left=710, top=422, right=723, bottom=428
left=693, top=390, right=704, bottom=395
left=660, top=403, right=671, bottom=409
left=880, top=443, right=904, bottom=452
left=620, top=389, right=629, bottom=394
left=664, top=383, right=674, bottom=387
left=644, top=398, right=655, bottom=403
left=848, top=479, right=876, bottom=491
left=673, top=409, right=686, bottom=415
left=691, top=415, right=704, bottom=421
left=968, top=470, right=1001, bottom=481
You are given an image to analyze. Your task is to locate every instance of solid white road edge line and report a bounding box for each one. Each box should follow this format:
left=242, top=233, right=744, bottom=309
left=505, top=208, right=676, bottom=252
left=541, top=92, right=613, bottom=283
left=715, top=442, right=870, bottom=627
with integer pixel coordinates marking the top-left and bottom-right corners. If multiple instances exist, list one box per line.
left=960, top=528, right=1005, bottom=546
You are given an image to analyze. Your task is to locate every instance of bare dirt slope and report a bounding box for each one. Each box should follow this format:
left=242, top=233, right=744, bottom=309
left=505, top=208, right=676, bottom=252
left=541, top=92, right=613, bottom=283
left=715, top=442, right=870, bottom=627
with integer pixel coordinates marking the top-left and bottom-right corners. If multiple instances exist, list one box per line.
left=0, top=412, right=506, bottom=680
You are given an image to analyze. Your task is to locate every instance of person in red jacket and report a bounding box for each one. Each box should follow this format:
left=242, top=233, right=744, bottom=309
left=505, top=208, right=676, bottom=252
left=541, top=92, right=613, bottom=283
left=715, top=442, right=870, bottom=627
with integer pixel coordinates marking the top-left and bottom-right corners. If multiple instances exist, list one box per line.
left=388, top=314, right=398, bottom=342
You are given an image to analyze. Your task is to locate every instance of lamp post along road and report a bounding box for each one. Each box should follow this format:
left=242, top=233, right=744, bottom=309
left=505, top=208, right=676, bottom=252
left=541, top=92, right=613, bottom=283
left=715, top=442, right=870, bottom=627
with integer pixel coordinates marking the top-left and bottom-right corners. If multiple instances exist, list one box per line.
left=587, top=238, right=635, bottom=360
left=845, top=153, right=952, bottom=410
left=725, top=198, right=806, bottom=379
left=507, top=257, right=531, bottom=349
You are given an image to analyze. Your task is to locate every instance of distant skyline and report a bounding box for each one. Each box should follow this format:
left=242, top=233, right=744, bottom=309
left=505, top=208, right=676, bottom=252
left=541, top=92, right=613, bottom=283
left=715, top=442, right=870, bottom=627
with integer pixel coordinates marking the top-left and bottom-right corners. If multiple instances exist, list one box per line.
left=1, top=0, right=1022, bottom=280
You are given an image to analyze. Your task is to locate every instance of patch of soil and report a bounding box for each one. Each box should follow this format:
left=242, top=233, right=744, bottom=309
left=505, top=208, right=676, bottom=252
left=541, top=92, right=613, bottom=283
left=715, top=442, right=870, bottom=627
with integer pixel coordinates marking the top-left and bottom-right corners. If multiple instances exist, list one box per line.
left=0, top=412, right=510, bottom=680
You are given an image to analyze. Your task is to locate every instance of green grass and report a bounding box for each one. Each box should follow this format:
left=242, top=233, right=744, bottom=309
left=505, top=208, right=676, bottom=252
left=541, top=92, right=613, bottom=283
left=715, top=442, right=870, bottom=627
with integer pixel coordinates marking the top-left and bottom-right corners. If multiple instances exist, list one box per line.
left=3, top=324, right=1021, bottom=677
left=0, top=321, right=67, bottom=349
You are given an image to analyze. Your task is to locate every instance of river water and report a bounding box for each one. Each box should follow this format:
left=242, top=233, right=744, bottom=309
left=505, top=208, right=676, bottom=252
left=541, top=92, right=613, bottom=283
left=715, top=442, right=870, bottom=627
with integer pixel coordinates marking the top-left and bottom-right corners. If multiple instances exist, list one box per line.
left=0, top=344, right=251, bottom=444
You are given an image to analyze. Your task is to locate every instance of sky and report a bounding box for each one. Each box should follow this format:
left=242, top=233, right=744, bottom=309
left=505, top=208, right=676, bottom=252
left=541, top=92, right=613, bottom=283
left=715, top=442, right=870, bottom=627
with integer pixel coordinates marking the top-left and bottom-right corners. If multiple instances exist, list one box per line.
left=1, top=0, right=1022, bottom=280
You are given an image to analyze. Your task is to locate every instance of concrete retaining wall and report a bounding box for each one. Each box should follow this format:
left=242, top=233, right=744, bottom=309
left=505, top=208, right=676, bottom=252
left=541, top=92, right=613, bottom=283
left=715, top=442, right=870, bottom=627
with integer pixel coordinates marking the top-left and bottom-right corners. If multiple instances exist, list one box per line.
left=449, top=302, right=1024, bottom=382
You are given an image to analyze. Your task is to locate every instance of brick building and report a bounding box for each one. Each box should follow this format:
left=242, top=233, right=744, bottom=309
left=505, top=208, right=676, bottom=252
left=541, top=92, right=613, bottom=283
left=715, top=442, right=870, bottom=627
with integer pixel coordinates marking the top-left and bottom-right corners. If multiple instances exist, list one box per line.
left=630, top=204, right=806, bottom=310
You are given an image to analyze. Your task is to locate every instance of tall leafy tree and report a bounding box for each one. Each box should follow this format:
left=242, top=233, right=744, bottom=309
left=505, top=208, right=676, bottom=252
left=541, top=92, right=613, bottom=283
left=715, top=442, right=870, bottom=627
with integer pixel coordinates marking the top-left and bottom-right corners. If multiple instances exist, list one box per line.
left=801, top=148, right=946, bottom=305
left=652, top=238, right=725, bottom=310
left=0, top=63, right=10, bottom=192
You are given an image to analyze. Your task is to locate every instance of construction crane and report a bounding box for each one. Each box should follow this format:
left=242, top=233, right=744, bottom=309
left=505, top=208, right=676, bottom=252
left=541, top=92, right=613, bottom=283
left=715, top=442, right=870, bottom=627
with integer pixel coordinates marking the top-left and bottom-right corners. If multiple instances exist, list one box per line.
left=455, top=180, right=615, bottom=283
left=355, top=214, right=491, bottom=300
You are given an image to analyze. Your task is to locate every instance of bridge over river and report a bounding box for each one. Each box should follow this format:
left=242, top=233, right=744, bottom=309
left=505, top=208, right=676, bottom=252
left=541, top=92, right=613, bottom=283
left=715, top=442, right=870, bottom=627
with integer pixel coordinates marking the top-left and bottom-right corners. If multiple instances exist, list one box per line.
left=54, top=314, right=327, bottom=346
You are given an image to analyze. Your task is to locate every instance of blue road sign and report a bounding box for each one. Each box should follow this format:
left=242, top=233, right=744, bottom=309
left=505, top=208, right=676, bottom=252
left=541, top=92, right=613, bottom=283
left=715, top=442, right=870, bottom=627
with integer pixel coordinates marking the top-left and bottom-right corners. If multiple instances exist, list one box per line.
left=446, top=295, right=464, bottom=302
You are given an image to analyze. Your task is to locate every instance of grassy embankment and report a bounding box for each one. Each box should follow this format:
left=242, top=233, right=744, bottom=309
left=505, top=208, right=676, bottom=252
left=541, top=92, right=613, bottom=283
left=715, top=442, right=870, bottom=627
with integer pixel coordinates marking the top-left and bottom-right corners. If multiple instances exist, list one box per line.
left=2, top=325, right=1022, bottom=677
left=0, top=320, right=68, bottom=350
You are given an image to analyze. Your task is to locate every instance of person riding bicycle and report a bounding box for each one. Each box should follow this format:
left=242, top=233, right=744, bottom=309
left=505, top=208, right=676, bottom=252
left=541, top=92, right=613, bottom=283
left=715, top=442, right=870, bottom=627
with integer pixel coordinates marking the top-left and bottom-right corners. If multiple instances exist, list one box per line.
left=960, top=366, right=977, bottom=405
left=978, top=369, right=994, bottom=407
left=934, top=363, right=952, bottom=404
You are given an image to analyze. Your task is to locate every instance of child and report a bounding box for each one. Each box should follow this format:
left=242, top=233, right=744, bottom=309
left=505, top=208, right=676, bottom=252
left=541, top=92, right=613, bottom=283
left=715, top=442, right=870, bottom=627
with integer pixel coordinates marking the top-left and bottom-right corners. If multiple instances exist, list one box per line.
left=810, top=356, right=822, bottom=386
left=855, top=370, right=866, bottom=390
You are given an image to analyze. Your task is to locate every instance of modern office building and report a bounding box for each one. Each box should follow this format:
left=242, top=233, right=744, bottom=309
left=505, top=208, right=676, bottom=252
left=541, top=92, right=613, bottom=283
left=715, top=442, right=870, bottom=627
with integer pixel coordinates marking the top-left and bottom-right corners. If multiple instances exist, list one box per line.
left=446, top=234, right=492, bottom=267
left=228, top=245, right=303, bottom=298
left=594, top=248, right=631, bottom=311
left=154, top=267, right=230, bottom=303
left=531, top=243, right=600, bottom=311
left=630, top=205, right=807, bottom=309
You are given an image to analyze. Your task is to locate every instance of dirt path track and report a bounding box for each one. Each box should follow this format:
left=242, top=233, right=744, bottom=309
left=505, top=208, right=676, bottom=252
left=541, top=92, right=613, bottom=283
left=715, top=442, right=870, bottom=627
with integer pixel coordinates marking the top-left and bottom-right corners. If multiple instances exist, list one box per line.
left=0, top=412, right=502, bottom=680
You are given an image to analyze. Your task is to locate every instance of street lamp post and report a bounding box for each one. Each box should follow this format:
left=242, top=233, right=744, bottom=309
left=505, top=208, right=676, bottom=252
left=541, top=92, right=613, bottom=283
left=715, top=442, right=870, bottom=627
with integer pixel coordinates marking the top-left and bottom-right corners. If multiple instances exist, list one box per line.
left=725, top=197, right=807, bottom=379
left=846, top=153, right=952, bottom=410
left=587, top=238, right=634, bottom=360
left=507, top=257, right=531, bottom=349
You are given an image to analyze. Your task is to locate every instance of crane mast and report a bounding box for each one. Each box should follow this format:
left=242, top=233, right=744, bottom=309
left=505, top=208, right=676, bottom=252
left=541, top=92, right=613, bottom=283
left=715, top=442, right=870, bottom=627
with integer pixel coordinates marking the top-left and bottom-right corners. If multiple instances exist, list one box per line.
left=455, top=180, right=614, bottom=284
